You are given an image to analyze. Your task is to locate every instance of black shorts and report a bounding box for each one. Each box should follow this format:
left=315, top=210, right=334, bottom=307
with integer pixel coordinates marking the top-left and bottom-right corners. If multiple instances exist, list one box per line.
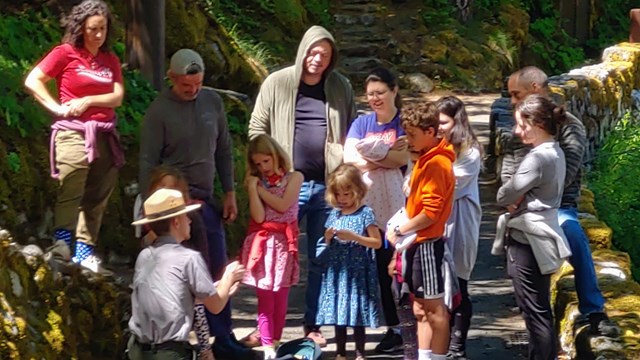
left=403, top=238, right=445, bottom=299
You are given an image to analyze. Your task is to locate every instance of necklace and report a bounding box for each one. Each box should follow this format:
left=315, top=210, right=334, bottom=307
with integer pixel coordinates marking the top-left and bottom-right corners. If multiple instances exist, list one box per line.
left=263, top=169, right=285, bottom=188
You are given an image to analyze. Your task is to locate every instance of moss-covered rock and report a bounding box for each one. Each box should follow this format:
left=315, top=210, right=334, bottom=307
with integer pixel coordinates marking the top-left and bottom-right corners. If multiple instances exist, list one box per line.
left=552, top=199, right=640, bottom=360
left=579, top=217, right=613, bottom=250
left=165, top=0, right=266, bottom=96
left=0, top=231, right=131, bottom=359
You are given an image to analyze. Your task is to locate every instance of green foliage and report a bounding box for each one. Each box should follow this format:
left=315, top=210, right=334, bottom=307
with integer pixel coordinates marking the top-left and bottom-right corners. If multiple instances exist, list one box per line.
left=115, top=69, right=157, bottom=140
left=590, top=113, right=640, bottom=281
left=421, top=0, right=456, bottom=26
left=527, top=16, right=585, bottom=74
left=6, top=152, right=21, bottom=173
left=302, top=0, right=332, bottom=27
left=0, top=9, right=61, bottom=137
left=204, top=0, right=275, bottom=64
left=586, top=0, right=635, bottom=56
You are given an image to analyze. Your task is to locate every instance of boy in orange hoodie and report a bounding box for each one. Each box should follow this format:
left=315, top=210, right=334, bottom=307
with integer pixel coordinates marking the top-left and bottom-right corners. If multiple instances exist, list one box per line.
left=386, top=102, right=455, bottom=360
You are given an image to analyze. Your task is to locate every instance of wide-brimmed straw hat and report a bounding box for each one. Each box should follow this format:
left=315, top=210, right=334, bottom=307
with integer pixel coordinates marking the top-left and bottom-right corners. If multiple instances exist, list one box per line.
left=132, top=188, right=201, bottom=226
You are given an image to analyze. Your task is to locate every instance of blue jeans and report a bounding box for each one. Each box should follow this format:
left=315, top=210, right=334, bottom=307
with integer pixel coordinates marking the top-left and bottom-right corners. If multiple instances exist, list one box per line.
left=558, top=207, right=605, bottom=315
left=200, top=201, right=233, bottom=337
left=298, top=180, right=331, bottom=327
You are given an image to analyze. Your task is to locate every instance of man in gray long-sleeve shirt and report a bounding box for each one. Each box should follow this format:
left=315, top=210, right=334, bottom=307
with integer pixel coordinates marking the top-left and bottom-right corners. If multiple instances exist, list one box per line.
left=504, top=66, right=619, bottom=337
left=139, top=49, right=253, bottom=359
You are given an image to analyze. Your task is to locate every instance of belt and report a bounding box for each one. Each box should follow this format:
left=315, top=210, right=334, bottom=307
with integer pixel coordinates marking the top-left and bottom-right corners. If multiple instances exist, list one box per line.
left=136, top=338, right=190, bottom=352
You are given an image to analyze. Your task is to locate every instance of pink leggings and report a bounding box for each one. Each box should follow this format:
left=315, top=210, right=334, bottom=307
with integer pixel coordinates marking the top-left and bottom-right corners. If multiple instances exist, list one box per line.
left=257, top=287, right=290, bottom=346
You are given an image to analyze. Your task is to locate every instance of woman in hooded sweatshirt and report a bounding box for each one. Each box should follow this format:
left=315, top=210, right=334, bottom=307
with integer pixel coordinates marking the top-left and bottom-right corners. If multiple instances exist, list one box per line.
left=497, top=94, right=571, bottom=360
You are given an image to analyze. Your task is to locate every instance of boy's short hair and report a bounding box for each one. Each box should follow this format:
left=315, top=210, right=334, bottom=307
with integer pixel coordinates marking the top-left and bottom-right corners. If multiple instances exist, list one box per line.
left=401, top=102, right=440, bottom=131
left=325, top=164, right=368, bottom=209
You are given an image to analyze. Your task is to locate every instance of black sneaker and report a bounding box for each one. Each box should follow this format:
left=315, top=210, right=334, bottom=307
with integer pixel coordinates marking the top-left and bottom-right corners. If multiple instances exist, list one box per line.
left=587, top=312, right=620, bottom=338
left=374, top=330, right=403, bottom=353
left=447, top=350, right=469, bottom=359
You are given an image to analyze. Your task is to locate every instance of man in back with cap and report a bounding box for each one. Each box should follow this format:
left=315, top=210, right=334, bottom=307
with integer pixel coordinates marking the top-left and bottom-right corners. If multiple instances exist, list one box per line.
left=139, top=49, right=252, bottom=358
left=128, top=188, right=245, bottom=360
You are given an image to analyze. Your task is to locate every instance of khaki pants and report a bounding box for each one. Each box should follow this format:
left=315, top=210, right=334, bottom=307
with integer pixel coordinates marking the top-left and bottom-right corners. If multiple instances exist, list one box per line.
left=54, top=130, right=118, bottom=246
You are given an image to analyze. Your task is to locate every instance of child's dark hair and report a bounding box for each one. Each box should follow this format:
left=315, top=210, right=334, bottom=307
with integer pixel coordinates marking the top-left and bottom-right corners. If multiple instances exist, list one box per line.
left=436, top=96, right=482, bottom=157
left=401, top=102, right=440, bottom=131
left=147, top=165, right=190, bottom=199
left=365, top=67, right=402, bottom=109
left=325, top=164, right=368, bottom=209
left=145, top=165, right=210, bottom=267
left=515, top=94, right=566, bottom=136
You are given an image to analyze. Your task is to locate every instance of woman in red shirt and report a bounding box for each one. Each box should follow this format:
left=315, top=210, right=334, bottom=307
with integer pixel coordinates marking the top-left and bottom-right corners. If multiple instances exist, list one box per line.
left=24, top=0, right=124, bottom=273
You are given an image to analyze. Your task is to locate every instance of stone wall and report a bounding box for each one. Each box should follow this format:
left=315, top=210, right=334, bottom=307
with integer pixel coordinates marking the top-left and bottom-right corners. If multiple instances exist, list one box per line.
left=0, top=229, right=131, bottom=359
left=547, top=42, right=640, bottom=164
left=552, top=188, right=640, bottom=360
left=546, top=42, right=640, bottom=360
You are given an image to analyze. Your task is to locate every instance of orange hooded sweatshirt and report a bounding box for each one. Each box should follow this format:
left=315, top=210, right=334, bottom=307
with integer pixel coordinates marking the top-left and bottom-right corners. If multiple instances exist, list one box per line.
left=406, top=138, right=456, bottom=242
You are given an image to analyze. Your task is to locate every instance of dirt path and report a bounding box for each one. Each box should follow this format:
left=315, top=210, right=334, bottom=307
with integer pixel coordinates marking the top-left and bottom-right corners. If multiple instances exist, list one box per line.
left=231, top=93, right=528, bottom=359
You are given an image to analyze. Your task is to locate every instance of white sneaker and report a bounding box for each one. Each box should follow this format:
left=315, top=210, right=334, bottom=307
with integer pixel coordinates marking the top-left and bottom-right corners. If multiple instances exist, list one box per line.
left=263, top=348, right=276, bottom=360
left=79, top=255, right=113, bottom=276
left=262, top=345, right=276, bottom=360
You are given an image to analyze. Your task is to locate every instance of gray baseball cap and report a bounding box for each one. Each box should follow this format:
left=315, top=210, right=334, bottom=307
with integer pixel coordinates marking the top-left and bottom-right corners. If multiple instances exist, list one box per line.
left=169, top=49, right=205, bottom=75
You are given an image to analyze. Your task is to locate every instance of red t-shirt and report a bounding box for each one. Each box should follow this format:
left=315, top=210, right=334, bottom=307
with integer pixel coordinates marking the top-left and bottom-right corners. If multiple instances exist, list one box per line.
left=37, top=43, right=123, bottom=122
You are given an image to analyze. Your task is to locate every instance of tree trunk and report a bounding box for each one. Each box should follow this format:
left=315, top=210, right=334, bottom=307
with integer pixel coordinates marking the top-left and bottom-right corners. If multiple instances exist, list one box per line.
left=126, top=0, right=165, bottom=90
left=631, top=9, right=640, bottom=43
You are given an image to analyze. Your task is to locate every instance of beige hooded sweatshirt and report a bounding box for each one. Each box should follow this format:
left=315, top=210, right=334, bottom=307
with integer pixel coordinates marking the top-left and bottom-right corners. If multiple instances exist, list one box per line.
left=248, top=25, right=356, bottom=178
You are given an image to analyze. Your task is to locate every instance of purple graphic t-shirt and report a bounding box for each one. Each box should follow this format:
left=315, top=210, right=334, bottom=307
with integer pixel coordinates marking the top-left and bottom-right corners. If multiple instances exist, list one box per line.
left=346, top=111, right=407, bottom=232
left=346, top=111, right=405, bottom=145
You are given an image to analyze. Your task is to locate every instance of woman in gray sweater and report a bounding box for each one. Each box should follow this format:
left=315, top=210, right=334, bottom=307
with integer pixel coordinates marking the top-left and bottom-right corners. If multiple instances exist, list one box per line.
left=496, top=94, right=572, bottom=360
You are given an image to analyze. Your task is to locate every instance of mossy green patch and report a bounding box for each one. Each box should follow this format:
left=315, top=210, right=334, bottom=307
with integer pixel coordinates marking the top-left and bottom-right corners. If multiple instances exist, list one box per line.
left=579, top=217, right=613, bottom=249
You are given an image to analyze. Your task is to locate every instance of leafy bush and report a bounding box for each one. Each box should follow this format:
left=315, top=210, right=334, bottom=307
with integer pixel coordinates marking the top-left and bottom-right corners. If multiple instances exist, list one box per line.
left=589, top=113, right=640, bottom=281
left=0, top=9, right=61, bottom=137
left=526, top=16, right=585, bottom=74
left=586, top=0, right=635, bottom=56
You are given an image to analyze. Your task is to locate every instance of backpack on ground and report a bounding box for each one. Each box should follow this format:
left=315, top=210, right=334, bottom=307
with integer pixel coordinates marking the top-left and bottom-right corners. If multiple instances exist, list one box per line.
left=275, top=337, right=322, bottom=360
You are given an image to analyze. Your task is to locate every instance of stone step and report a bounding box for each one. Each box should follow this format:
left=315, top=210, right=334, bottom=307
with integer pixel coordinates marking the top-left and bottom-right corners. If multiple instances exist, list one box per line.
left=340, top=0, right=372, bottom=4
left=339, top=56, right=386, bottom=73
left=339, top=27, right=389, bottom=40
left=333, top=13, right=378, bottom=26
left=338, top=37, right=388, bottom=48
left=334, top=4, right=380, bottom=14
left=339, top=43, right=380, bottom=57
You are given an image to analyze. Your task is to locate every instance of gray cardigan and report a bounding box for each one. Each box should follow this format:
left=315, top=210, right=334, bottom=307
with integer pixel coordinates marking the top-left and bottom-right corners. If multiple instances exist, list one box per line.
left=497, top=141, right=571, bottom=274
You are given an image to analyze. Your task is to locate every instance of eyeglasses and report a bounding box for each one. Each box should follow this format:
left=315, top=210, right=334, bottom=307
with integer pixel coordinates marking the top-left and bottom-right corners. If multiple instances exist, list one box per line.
left=366, top=89, right=389, bottom=98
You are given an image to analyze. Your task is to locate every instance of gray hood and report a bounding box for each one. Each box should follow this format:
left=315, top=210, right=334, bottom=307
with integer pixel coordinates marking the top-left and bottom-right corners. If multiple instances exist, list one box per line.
left=293, top=25, right=338, bottom=83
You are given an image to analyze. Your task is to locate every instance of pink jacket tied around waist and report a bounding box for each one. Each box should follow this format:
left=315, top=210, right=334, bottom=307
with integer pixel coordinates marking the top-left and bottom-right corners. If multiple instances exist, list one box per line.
left=50, top=120, right=125, bottom=179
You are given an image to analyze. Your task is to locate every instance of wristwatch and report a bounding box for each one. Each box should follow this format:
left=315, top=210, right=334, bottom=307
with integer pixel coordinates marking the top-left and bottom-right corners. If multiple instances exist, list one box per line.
left=393, top=225, right=403, bottom=237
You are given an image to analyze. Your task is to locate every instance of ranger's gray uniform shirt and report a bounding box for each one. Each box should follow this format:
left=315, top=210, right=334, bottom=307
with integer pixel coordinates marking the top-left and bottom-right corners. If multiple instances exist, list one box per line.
left=129, top=235, right=217, bottom=343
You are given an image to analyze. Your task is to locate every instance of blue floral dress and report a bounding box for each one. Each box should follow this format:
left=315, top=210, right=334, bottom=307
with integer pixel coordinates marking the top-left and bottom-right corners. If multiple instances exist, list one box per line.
left=316, top=206, right=381, bottom=327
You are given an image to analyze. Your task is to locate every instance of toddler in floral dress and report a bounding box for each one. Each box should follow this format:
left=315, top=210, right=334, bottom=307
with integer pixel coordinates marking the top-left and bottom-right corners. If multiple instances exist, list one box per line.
left=316, top=164, right=382, bottom=360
